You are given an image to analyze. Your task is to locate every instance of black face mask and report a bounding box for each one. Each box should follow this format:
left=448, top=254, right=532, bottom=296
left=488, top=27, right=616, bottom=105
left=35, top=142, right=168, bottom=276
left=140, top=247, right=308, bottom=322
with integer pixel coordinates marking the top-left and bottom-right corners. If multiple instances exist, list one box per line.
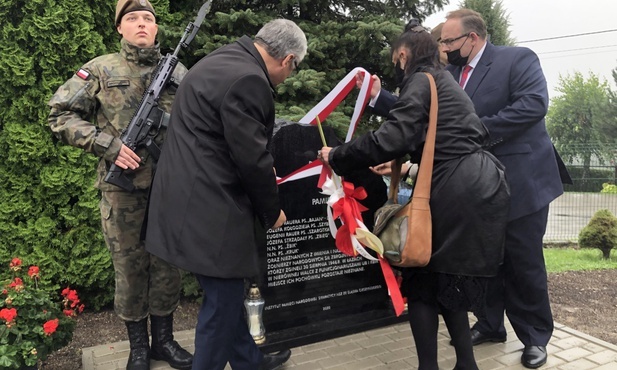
left=446, top=48, right=470, bottom=66
left=446, top=36, right=473, bottom=66
left=395, top=60, right=406, bottom=87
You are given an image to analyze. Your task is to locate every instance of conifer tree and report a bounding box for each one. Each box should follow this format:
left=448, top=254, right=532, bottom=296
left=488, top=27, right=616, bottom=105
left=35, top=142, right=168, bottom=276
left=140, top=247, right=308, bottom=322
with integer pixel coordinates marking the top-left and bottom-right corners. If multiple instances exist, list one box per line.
left=460, top=0, right=515, bottom=46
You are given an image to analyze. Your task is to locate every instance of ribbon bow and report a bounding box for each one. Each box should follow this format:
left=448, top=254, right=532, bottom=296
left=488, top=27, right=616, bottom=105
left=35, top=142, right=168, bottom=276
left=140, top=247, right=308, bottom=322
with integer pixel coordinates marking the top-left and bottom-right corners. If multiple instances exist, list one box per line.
left=331, top=181, right=368, bottom=232
left=321, top=177, right=383, bottom=260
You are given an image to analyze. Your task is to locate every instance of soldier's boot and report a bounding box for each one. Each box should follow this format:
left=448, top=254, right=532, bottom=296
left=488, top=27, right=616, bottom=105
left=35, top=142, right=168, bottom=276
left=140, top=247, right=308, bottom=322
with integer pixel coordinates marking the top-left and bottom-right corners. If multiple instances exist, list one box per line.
left=125, top=319, right=151, bottom=370
left=150, top=314, right=193, bottom=370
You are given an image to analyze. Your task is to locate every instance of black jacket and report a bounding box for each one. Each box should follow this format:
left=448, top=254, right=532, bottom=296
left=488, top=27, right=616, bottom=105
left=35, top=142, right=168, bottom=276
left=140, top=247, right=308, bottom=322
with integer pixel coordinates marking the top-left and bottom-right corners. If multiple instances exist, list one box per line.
left=145, top=36, right=281, bottom=277
left=331, top=69, right=510, bottom=276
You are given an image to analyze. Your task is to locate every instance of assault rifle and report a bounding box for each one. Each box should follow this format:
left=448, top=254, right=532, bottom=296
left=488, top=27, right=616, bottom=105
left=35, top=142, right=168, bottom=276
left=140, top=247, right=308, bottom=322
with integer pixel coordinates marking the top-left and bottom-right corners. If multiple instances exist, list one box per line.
left=104, top=1, right=212, bottom=191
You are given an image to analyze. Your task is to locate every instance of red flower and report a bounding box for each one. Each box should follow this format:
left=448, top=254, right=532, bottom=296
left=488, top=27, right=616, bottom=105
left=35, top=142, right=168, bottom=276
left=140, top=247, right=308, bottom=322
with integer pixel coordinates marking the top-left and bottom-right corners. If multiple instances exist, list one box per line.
left=9, top=277, right=23, bottom=290
left=78, top=304, right=85, bottom=313
left=63, top=309, right=75, bottom=317
left=67, top=290, right=79, bottom=302
left=62, top=288, right=80, bottom=308
left=43, top=318, right=59, bottom=336
left=28, top=266, right=40, bottom=278
left=0, top=308, right=17, bottom=324
left=62, top=288, right=79, bottom=301
left=9, top=257, right=21, bottom=268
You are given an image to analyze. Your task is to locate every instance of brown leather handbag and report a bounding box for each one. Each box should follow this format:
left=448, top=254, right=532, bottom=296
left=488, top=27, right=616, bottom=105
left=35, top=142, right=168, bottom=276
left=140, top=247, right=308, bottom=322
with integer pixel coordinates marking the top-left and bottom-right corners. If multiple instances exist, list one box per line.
left=373, top=72, right=437, bottom=267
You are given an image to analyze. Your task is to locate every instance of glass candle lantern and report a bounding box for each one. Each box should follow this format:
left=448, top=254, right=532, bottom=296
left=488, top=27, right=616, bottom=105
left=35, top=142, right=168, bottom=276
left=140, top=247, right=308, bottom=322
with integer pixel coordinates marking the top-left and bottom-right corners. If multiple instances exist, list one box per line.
left=244, top=283, right=266, bottom=344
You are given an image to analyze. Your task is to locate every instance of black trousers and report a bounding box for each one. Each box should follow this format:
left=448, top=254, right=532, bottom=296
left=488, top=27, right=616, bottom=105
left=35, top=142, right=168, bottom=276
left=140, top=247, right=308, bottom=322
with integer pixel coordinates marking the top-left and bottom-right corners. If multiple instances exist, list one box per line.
left=473, top=205, right=553, bottom=346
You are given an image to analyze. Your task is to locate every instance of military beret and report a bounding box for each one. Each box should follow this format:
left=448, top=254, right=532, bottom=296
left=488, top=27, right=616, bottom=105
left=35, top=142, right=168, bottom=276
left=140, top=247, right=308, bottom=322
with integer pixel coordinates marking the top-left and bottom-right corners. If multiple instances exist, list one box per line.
left=115, top=0, right=156, bottom=26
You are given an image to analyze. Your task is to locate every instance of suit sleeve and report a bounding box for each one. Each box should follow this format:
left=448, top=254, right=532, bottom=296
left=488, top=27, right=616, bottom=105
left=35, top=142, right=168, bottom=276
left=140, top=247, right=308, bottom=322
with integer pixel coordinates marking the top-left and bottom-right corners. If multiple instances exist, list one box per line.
left=219, top=74, right=281, bottom=229
left=481, top=48, right=549, bottom=143
left=371, top=89, right=398, bottom=117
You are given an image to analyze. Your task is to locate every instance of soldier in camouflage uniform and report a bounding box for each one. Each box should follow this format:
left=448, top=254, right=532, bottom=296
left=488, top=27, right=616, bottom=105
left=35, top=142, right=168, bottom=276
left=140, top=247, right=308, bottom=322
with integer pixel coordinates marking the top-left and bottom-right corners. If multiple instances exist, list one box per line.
left=47, top=1, right=192, bottom=369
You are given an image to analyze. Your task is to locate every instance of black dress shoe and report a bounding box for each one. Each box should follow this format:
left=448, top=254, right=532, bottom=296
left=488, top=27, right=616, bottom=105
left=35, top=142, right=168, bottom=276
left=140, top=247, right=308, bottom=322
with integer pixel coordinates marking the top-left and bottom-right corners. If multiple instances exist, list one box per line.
left=522, top=345, right=547, bottom=368
left=470, top=329, right=507, bottom=345
left=259, top=349, right=291, bottom=370
left=449, top=329, right=507, bottom=346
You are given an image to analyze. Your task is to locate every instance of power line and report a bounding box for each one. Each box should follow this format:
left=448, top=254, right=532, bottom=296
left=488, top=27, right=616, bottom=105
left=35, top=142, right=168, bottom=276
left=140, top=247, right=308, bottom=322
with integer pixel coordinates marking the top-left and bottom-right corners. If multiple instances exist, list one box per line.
left=541, top=49, right=617, bottom=60
left=537, top=44, right=617, bottom=56
left=518, top=29, right=617, bottom=44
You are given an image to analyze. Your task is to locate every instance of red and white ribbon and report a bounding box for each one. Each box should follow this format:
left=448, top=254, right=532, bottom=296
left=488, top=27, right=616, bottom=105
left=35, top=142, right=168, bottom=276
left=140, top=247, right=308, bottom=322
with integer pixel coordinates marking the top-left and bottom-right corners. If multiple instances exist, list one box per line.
left=275, top=67, right=405, bottom=317
left=276, top=160, right=323, bottom=185
left=276, top=67, right=373, bottom=185
left=299, top=67, right=373, bottom=142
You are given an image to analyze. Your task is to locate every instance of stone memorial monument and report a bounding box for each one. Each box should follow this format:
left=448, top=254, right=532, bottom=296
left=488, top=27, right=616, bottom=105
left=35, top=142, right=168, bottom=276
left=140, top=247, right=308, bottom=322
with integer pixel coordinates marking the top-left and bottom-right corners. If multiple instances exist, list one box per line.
left=256, top=120, right=407, bottom=351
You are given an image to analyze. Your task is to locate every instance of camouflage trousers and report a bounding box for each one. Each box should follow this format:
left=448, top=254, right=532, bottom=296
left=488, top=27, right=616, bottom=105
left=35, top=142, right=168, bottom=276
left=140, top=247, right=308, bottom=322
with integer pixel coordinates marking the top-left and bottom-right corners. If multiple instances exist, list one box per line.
left=100, top=190, right=181, bottom=321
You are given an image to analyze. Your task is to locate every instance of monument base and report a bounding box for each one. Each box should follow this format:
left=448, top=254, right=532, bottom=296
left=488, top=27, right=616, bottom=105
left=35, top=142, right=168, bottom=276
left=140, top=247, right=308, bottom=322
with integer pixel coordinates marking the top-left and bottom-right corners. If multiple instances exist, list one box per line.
left=260, top=308, right=408, bottom=353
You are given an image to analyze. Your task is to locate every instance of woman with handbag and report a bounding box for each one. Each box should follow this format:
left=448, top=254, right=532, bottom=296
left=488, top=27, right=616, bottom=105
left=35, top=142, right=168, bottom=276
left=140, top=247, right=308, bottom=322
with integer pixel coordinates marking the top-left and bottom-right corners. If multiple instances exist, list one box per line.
left=318, top=25, right=510, bottom=370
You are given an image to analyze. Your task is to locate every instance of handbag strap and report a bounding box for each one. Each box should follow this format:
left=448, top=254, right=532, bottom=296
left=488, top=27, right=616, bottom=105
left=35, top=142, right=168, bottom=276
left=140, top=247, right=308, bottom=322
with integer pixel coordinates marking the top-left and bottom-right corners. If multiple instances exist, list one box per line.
left=388, top=72, right=438, bottom=203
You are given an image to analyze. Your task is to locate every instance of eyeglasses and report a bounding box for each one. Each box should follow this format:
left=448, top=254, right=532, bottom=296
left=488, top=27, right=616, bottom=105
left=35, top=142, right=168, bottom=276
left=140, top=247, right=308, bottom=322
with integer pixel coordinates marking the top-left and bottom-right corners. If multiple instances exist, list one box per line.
left=440, top=33, right=470, bottom=46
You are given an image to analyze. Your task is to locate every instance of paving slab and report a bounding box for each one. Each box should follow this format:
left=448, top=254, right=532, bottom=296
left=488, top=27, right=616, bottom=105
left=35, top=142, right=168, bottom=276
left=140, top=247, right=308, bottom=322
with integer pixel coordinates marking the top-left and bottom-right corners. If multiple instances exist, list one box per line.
left=82, top=318, right=617, bottom=370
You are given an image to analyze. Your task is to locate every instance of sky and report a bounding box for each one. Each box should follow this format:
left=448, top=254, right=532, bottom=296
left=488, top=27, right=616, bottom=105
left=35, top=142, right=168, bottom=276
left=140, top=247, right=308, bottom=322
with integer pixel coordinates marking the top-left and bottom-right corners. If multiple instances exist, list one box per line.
left=423, top=0, right=617, bottom=100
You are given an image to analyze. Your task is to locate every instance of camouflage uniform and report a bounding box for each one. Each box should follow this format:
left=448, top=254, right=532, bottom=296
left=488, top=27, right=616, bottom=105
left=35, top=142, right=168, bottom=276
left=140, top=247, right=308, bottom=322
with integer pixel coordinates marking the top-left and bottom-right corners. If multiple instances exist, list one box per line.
left=48, top=39, right=188, bottom=321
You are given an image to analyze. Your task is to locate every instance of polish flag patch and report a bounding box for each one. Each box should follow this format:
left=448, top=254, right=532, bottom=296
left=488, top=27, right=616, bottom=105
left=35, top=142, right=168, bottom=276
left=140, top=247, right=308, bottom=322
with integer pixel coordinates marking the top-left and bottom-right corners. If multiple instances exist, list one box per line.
left=76, top=69, right=90, bottom=80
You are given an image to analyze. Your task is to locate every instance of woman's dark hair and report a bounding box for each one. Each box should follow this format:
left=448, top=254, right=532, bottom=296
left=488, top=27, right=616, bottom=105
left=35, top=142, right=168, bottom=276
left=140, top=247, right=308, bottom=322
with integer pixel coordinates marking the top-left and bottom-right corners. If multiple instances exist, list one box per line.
left=392, top=20, right=441, bottom=75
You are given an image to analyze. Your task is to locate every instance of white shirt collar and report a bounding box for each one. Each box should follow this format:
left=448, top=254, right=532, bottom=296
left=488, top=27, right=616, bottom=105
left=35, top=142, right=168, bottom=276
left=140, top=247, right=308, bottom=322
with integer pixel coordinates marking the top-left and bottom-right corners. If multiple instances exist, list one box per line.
left=467, top=41, right=487, bottom=69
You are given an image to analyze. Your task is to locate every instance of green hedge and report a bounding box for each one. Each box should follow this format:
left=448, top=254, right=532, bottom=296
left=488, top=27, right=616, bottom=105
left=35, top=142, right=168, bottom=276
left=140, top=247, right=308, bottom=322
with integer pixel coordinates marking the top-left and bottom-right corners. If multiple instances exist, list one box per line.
left=0, top=0, right=117, bottom=309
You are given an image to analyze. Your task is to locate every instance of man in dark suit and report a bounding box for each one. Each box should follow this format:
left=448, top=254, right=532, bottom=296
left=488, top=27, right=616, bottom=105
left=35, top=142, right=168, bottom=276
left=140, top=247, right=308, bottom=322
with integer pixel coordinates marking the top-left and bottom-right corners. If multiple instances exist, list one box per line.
left=368, top=11, right=571, bottom=369
left=440, top=9, right=568, bottom=368
left=145, top=19, right=307, bottom=370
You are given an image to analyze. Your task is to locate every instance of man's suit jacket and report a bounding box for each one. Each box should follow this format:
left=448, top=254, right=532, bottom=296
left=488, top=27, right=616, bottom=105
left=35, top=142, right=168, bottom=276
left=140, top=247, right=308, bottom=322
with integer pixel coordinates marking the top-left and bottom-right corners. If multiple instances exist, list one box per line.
left=374, top=43, right=570, bottom=220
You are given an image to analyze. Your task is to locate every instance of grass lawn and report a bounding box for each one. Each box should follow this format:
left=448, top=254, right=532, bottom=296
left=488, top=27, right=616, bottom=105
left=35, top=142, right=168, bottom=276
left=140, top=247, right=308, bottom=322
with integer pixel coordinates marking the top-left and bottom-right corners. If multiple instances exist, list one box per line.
left=544, top=247, right=617, bottom=273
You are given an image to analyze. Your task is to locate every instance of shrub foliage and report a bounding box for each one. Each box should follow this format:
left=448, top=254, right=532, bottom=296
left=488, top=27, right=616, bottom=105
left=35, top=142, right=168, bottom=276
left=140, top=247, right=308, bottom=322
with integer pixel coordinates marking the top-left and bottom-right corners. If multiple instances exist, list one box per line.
left=578, top=209, right=617, bottom=259
left=601, top=183, right=617, bottom=194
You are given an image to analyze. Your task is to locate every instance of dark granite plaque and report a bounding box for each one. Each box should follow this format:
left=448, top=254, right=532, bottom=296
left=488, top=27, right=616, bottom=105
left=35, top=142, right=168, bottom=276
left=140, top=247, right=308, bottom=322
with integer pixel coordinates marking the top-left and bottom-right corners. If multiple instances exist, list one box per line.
left=257, top=120, right=407, bottom=352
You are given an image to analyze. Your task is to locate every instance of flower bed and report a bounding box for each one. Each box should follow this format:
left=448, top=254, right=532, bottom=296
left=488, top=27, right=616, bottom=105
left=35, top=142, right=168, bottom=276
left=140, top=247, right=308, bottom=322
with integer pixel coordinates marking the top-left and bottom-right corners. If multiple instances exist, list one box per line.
left=0, top=257, right=83, bottom=369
